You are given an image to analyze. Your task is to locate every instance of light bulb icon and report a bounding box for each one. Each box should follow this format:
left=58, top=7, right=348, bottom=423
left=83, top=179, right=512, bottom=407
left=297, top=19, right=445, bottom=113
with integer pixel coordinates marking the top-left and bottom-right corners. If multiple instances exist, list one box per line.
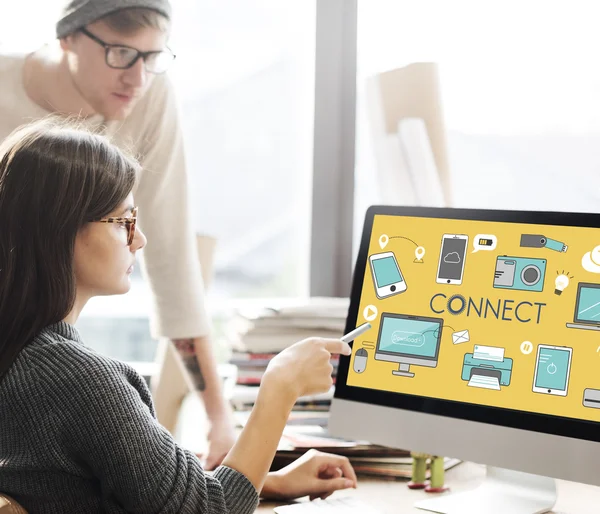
left=554, top=271, right=573, bottom=296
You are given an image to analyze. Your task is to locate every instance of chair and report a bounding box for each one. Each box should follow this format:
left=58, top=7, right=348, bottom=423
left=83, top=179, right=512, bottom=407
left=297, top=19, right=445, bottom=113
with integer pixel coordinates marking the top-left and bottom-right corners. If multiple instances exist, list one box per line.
left=365, top=62, right=452, bottom=207
left=0, top=494, right=27, bottom=514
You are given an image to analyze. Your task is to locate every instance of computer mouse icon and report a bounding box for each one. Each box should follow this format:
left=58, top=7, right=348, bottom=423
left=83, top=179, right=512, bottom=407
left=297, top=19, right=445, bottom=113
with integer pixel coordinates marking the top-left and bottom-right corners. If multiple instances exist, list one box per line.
left=353, top=348, right=368, bottom=374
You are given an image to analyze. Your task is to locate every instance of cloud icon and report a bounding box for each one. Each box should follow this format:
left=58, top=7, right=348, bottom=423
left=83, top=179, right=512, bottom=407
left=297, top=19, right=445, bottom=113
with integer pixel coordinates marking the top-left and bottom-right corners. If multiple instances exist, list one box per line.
left=444, top=251, right=461, bottom=264
left=582, top=245, right=600, bottom=273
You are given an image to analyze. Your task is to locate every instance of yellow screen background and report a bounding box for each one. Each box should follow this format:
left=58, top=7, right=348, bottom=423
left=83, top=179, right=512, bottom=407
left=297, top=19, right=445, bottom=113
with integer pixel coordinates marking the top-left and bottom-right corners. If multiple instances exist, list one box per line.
left=347, top=214, right=600, bottom=423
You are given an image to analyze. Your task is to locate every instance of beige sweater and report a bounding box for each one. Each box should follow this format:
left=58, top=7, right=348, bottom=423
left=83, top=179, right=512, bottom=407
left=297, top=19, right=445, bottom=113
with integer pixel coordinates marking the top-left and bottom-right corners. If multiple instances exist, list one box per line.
left=0, top=52, right=210, bottom=340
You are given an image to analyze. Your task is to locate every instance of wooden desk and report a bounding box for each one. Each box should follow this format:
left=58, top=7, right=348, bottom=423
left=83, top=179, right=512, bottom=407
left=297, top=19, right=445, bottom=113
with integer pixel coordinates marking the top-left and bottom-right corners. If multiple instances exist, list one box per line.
left=256, top=462, right=600, bottom=513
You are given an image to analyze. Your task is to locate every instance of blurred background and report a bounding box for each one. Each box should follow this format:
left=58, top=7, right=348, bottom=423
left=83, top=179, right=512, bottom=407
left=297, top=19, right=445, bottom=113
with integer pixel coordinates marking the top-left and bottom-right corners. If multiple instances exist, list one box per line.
left=4, top=0, right=600, bottom=364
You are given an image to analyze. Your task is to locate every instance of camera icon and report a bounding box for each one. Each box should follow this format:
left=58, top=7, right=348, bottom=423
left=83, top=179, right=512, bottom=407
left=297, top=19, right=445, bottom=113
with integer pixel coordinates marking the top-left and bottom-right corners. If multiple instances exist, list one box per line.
left=493, top=255, right=547, bottom=292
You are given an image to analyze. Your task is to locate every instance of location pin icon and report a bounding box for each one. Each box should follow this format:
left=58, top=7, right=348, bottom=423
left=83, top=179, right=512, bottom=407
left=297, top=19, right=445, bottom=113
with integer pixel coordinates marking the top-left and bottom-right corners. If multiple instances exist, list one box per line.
left=415, top=246, right=425, bottom=263
left=379, top=234, right=389, bottom=250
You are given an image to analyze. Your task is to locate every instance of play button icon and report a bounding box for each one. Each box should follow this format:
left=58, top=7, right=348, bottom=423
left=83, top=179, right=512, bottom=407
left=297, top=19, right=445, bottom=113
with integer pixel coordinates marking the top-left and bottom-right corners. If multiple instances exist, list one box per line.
left=363, top=305, right=378, bottom=322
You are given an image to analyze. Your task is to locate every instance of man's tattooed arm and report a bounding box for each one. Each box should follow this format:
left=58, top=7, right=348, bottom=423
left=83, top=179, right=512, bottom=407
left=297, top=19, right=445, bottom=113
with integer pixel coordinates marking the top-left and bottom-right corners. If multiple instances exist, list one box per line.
left=172, top=338, right=206, bottom=391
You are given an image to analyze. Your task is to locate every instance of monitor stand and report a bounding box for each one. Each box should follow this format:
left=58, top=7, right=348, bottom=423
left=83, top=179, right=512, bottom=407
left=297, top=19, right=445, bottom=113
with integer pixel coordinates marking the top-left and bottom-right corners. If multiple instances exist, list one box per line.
left=414, top=466, right=557, bottom=514
left=392, top=363, right=414, bottom=378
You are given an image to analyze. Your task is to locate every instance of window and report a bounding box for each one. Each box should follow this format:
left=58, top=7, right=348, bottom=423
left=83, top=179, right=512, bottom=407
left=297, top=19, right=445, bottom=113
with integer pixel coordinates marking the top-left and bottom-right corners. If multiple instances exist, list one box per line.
left=355, top=1, right=600, bottom=241
left=2, top=1, right=316, bottom=362
left=169, top=0, right=315, bottom=301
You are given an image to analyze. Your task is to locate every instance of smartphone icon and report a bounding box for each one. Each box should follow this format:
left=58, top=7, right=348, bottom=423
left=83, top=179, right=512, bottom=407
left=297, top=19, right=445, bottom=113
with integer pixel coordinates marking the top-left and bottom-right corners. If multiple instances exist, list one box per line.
left=532, top=344, right=572, bottom=397
left=436, top=234, right=468, bottom=285
left=369, top=251, right=407, bottom=299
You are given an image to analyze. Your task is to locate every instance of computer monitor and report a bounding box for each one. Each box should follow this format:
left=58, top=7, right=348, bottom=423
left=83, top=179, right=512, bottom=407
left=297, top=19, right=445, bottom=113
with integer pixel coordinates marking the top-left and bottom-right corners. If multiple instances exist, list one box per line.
left=329, top=206, right=600, bottom=514
left=375, top=313, right=443, bottom=377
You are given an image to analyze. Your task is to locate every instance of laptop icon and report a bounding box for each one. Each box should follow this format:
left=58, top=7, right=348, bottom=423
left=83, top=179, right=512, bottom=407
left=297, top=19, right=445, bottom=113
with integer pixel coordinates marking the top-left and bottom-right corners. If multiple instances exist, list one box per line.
left=566, top=282, right=600, bottom=331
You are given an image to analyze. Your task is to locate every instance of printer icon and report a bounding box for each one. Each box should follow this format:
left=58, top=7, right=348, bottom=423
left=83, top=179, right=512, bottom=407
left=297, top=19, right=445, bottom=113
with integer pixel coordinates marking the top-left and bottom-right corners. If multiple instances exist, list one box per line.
left=461, top=345, right=513, bottom=391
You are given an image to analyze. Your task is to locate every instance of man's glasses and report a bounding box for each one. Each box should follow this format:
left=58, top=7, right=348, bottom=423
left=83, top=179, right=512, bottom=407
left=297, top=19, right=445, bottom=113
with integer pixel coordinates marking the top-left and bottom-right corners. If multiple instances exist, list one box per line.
left=96, top=206, right=138, bottom=246
left=80, top=28, right=176, bottom=74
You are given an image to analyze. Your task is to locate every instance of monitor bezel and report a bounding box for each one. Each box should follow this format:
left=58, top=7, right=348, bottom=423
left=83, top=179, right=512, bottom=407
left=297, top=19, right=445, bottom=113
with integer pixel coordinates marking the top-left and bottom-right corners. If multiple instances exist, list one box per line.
left=375, top=312, right=443, bottom=362
left=573, top=282, right=600, bottom=324
left=334, top=205, right=600, bottom=443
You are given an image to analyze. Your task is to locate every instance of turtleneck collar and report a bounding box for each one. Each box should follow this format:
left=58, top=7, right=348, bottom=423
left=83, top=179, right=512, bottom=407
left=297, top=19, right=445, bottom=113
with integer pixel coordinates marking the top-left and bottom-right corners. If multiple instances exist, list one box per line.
left=43, top=321, right=84, bottom=344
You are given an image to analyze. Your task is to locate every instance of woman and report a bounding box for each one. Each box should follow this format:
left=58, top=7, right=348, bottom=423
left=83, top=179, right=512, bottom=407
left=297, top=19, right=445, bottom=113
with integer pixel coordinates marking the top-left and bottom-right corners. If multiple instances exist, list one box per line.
left=0, top=119, right=356, bottom=513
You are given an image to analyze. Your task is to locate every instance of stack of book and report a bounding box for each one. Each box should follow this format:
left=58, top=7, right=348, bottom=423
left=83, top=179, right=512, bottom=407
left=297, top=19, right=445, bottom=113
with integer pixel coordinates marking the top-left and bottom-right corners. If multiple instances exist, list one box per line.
left=228, top=296, right=349, bottom=354
left=227, top=297, right=348, bottom=395
left=227, top=297, right=345, bottom=459
left=230, top=382, right=336, bottom=413
left=233, top=411, right=461, bottom=479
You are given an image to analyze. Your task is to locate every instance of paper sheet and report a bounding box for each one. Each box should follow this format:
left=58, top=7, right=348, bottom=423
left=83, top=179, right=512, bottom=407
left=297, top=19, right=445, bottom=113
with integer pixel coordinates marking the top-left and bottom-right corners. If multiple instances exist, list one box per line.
left=468, top=374, right=501, bottom=390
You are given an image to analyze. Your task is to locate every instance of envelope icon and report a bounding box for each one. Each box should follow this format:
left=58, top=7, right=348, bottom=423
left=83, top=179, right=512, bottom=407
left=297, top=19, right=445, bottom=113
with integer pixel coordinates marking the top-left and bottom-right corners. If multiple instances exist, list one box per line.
left=452, top=330, right=470, bottom=345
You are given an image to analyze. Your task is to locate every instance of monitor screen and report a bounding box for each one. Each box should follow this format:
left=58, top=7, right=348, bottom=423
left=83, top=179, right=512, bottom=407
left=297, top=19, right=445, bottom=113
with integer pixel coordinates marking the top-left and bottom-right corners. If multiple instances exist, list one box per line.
left=337, top=207, right=600, bottom=441
left=534, top=346, right=571, bottom=392
left=575, top=284, right=600, bottom=324
left=377, top=315, right=441, bottom=359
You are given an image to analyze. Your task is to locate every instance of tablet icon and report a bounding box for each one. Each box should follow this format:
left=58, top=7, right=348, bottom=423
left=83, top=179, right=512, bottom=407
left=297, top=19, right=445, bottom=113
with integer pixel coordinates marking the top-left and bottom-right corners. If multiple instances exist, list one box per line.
left=363, top=305, right=378, bottom=322
left=532, top=345, right=572, bottom=397
left=369, top=252, right=407, bottom=298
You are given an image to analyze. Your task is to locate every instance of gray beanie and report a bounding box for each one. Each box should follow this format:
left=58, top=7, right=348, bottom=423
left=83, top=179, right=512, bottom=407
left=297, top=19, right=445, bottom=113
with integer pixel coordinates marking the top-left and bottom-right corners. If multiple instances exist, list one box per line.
left=56, top=0, right=172, bottom=38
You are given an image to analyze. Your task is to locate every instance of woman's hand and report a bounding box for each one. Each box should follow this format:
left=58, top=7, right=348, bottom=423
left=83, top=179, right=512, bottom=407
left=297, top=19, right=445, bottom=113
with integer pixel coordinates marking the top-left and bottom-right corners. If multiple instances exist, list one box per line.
left=220, top=339, right=350, bottom=494
left=262, top=338, right=351, bottom=403
left=261, top=449, right=358, bottom=501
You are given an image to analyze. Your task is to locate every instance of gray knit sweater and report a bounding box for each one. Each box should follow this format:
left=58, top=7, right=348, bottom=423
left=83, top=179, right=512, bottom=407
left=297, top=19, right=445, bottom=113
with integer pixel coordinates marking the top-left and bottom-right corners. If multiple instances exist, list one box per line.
left=0, top=322, right=259, bottom=513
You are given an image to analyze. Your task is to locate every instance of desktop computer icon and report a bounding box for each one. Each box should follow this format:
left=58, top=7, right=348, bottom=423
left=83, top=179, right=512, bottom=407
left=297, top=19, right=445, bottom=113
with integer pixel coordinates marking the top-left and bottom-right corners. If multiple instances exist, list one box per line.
left=566, top=282, right=600, bottom=331
left=375, top=313, right=443, bottom=378
left=330, top=205, right=600, bottom=514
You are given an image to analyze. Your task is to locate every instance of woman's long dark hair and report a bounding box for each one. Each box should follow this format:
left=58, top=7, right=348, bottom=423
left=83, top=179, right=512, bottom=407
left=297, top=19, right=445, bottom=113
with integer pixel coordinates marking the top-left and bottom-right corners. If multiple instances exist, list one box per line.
left=0, top=118, right=139, bottom=380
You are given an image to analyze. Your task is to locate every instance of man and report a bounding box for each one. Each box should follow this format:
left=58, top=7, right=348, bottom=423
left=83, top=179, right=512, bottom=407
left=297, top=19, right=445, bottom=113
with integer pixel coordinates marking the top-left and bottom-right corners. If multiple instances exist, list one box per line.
left=0, top=0, right=235, bottom=469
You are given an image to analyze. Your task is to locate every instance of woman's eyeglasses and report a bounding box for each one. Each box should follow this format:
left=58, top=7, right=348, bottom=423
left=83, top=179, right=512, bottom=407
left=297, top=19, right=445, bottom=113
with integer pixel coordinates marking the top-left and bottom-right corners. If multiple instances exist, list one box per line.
left=80, top=28, right=176, bottom=74
left=96, top=207, right=138, bottom=246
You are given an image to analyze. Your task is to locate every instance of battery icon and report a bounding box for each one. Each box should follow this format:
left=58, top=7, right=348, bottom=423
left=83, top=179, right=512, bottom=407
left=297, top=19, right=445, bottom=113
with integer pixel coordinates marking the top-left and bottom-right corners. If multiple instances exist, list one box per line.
left=478, top=238, right=494, bottom=246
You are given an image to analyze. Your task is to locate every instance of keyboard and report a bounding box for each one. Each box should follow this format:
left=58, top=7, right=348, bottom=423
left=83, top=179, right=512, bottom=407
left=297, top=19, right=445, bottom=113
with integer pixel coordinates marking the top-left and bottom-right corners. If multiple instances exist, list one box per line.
left=273, top=496, right=384, bottom=513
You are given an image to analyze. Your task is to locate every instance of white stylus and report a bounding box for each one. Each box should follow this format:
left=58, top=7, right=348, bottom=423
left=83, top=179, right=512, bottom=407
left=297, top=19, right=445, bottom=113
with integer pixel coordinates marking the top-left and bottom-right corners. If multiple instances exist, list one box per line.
left=341, top=322, right=372, bottom=343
